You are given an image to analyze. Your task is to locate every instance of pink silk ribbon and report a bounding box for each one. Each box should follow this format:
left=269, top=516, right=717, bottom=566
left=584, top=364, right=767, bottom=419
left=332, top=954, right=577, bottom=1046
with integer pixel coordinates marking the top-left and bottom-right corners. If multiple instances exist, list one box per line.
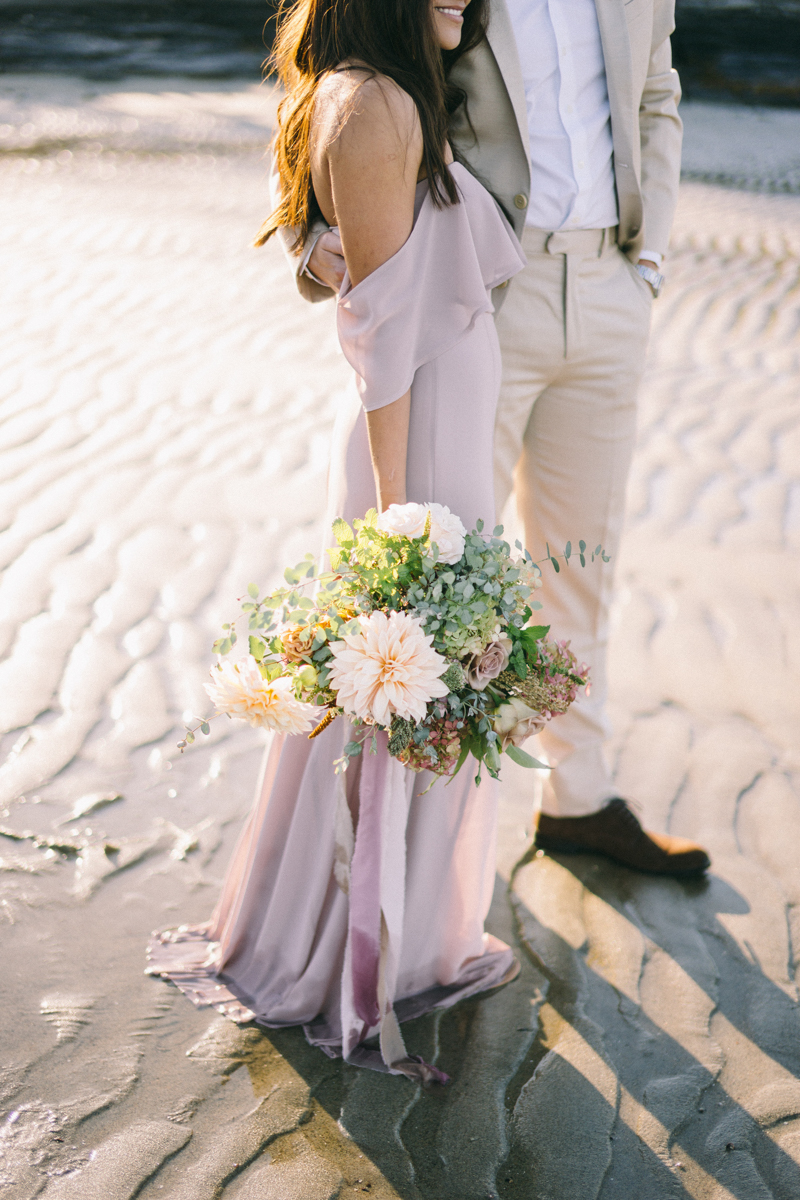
left=343, top=731, right=449, bottom=1083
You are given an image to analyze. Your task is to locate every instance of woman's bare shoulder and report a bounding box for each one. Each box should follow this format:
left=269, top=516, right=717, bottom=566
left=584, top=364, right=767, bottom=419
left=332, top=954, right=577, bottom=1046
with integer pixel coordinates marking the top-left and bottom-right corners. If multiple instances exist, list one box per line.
left=314, top=68, right=420, bottom=159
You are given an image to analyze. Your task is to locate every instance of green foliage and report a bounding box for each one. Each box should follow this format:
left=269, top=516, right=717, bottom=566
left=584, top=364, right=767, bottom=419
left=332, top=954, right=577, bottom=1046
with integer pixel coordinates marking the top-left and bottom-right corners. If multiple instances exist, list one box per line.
left=295, top=664, right=317, bottom=690
left=505, top=620, right=549, bottom=679
left=440, top=661, right=466, bottom=692
left=387, top=716, right=414, bottom=755
left=505, top=744, right=550, bottom=770
left=332, top=517, right=354, bottom=547
left=403, top=528, right=533, bottom=659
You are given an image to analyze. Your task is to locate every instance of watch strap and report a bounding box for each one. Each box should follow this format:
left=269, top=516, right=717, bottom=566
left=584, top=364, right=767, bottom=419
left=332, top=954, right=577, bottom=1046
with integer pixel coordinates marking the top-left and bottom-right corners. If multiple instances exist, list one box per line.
left=636, top=263, right=664, bottom=296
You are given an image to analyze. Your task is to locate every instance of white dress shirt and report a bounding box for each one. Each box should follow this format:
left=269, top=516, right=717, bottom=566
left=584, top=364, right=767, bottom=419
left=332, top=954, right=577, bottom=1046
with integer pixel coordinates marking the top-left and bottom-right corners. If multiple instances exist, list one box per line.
left=505, top=0, right=662, bottom=264
left=505, top=0, right=617, bottom=231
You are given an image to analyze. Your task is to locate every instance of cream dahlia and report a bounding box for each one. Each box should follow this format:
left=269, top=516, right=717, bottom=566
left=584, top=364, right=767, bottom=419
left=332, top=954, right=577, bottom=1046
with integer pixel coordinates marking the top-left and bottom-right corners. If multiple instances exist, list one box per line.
left=328, top=610, right=449, bottom=725
left=205, top=657, right=318, bottom=734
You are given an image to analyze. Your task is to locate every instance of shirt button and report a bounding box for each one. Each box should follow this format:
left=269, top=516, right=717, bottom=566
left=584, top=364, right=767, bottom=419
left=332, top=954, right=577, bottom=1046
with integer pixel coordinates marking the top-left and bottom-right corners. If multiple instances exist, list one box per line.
left=513, top=193, right=528, bottom=210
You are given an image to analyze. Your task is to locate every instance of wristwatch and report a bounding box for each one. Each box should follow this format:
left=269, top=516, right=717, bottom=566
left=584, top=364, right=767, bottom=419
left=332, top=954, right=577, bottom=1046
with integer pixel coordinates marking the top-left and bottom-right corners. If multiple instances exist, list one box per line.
left=636, top=263, right=664, bottom=297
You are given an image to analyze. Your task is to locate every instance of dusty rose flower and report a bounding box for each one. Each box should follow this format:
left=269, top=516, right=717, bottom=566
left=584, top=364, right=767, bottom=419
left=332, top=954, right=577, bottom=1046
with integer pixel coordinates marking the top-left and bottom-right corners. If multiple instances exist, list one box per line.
left=205, top=657, right=317, bottom=734
left=466, top=636, right=512, bottom=690
left=328, top=610, right=449, bottom=726
left=493, top=697, right=544, bottom=750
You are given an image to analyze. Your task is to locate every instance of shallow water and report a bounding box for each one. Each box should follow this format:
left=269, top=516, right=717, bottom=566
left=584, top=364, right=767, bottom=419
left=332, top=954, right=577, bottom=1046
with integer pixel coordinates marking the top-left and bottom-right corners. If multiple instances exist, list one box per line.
left=0, top=78, right=799, bottom=1199
left=0, top=2, right=272, bottom=80
left=1, top=1, right=799, bottom=105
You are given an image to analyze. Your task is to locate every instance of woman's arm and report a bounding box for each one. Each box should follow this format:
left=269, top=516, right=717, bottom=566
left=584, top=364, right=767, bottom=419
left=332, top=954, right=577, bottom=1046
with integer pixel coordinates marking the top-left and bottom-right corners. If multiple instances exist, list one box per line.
left=321, top=74, right=423, bottom=285
left=315, top=75, right=422, bottom=508
left=364, top=392, right=411, bottom=510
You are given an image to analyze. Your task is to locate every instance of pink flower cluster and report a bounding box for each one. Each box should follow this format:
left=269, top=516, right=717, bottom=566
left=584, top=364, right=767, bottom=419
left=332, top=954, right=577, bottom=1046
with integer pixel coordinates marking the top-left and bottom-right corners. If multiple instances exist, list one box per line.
left=398, top=715, right=462, bottom=776
left=527, top=639, right=588, bottom=718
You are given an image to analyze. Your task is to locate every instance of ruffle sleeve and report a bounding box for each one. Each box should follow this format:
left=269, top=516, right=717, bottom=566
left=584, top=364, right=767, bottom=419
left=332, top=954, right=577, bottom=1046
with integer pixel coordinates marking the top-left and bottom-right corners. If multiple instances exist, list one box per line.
left=336, top=163, right=526, bottom=412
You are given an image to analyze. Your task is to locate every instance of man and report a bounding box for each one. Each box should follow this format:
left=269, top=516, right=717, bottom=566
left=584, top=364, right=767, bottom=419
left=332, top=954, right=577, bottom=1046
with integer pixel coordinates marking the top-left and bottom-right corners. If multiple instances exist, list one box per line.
left=289, top=0, right=710, bottom=877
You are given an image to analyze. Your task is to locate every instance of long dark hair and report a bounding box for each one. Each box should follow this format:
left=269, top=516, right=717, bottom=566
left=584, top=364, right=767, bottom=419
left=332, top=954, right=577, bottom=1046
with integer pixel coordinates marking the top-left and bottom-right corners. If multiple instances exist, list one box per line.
left=254, top=0, right=487, bottom=249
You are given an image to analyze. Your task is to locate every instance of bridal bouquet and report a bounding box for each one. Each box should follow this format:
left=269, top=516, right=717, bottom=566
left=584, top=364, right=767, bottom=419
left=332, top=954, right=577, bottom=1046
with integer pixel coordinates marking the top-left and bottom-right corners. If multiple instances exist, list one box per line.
left=181, top=504, right=592, bottom=783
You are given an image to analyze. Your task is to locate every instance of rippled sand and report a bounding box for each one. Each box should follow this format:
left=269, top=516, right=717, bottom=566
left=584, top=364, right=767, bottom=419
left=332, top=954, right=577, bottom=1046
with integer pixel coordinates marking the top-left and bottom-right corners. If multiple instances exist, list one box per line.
left=1, top=78, right=800, bottom=1199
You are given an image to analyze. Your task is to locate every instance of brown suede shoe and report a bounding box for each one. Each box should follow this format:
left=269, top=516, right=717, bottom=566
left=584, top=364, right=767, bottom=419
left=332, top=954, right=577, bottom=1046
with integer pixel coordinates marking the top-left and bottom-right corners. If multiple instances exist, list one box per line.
left=534, top=798, right=710, bottom=876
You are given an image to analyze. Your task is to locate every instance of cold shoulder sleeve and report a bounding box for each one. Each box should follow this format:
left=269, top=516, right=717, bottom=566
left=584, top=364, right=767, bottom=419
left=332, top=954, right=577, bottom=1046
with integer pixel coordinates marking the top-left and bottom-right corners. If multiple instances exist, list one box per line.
left=336, top=164, right=526, bottom=412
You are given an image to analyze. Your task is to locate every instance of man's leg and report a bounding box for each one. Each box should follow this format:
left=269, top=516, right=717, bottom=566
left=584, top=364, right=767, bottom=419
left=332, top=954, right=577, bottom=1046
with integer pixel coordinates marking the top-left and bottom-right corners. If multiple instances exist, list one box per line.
left=495, top=233, right=709, bottom=874
left=513, top=246, right=644, bottom=817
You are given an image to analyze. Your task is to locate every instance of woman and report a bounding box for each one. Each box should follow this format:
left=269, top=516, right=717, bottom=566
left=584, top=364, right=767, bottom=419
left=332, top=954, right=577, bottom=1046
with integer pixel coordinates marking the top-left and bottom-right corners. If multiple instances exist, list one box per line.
left=147, top=0, right=525, bottom=1082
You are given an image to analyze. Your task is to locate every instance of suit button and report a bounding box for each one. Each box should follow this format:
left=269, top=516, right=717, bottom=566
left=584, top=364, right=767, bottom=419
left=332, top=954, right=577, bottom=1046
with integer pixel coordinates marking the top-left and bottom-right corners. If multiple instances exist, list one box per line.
left=513, top=193, right=528, bottom=210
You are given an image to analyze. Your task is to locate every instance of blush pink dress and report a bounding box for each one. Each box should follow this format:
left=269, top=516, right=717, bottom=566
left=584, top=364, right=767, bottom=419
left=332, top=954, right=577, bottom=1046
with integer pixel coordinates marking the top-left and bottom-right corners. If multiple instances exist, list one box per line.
left=147, top=164, right=526, bottom=1081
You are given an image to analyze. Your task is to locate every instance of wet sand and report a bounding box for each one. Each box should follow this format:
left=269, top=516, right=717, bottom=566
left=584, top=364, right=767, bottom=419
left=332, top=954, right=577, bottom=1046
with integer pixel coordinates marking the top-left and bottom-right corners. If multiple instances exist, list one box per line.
left=1, top=78, right=800, bottom=1199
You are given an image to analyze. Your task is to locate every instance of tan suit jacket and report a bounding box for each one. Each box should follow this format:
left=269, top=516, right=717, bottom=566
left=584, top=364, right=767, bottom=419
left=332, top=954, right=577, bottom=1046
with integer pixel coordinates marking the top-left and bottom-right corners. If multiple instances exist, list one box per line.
left=295, top=0, right=682, bottom=302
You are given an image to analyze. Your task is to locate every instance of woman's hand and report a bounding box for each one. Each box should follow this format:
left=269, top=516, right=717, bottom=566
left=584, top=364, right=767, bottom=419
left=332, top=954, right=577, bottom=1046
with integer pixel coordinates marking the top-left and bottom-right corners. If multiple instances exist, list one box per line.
left=307, top=229, right=345, bottom=291
left=365, top=392, right=410, bottom=511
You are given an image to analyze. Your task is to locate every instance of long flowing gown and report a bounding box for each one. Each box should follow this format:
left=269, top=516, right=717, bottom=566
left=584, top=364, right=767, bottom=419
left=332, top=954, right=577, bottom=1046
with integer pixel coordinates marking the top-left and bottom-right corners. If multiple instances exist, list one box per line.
left=146, top=163, right=526, bottom=1080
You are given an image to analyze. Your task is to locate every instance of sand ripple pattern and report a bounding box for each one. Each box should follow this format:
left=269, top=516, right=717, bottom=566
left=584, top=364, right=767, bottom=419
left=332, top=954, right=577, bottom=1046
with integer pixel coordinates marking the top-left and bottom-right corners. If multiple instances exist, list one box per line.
left=0, top=103, right=799, bottom=1198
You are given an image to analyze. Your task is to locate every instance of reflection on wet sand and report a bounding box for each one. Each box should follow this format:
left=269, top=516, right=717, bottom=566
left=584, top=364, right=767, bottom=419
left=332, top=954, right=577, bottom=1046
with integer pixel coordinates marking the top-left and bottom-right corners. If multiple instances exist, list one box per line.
left=0, top=78, right=799, bottom=1198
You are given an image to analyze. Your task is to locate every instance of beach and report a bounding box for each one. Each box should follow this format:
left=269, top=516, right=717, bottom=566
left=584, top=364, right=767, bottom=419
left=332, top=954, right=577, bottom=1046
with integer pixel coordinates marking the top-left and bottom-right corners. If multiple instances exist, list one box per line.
left=1, top=75, right=800, bottom=1199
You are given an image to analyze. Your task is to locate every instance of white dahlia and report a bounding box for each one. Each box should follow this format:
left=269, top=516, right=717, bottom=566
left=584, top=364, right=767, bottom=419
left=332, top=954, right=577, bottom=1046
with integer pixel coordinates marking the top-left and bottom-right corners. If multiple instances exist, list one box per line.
left=378, top=502, right=467, bottom=565
left=328, top=610, right=449, bottom=726
left=205, top=657, right=318, bottom=734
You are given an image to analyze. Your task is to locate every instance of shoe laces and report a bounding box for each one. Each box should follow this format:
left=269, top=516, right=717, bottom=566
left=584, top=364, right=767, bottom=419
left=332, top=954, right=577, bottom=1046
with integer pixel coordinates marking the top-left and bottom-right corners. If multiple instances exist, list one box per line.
left=607, top=797, right=643, bottom=832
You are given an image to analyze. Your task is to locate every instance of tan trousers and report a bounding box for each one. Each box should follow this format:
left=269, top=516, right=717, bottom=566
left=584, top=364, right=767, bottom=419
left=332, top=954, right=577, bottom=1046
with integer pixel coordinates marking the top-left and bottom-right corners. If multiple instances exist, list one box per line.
left=494, top=226, right=653, bottom=817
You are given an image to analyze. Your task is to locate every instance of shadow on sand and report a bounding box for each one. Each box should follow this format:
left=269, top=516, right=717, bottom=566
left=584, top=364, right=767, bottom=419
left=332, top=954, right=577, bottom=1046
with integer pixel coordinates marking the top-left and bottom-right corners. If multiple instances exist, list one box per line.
left=210, top=852, right=800, bottom=1199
